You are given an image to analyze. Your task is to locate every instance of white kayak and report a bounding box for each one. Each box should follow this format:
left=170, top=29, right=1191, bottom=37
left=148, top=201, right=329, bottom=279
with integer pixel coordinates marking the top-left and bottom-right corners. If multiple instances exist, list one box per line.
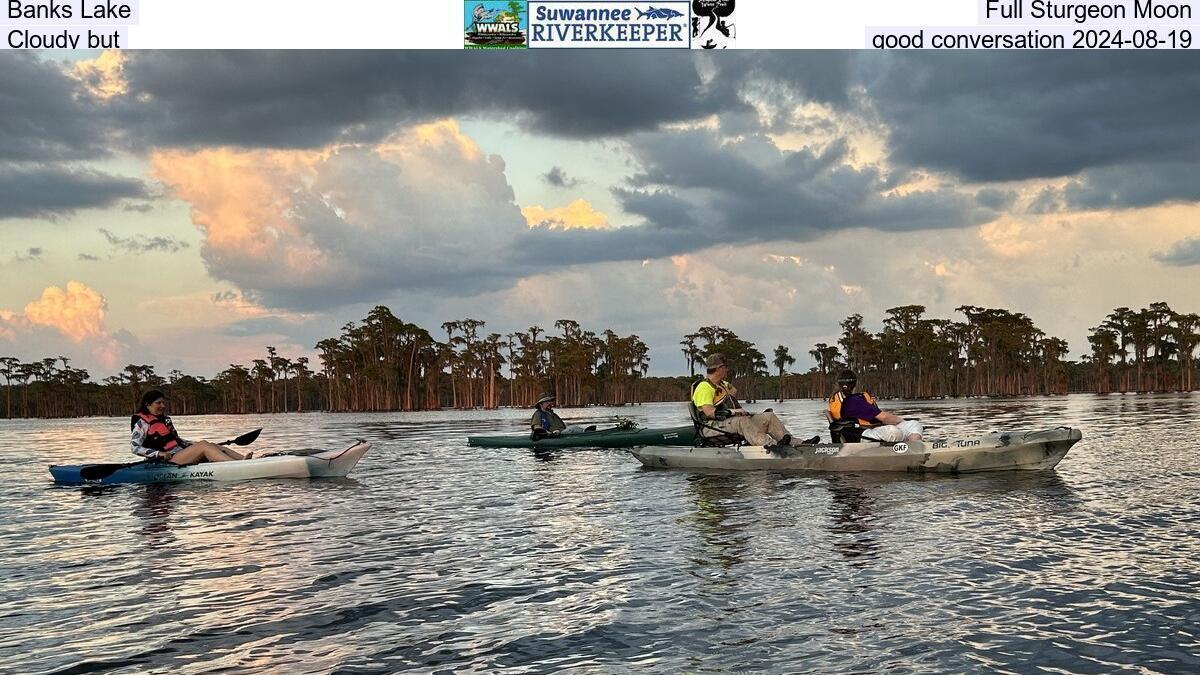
left=50, top=441, right=371, bottom=484
left=630, top=428, right=1081, bottom=474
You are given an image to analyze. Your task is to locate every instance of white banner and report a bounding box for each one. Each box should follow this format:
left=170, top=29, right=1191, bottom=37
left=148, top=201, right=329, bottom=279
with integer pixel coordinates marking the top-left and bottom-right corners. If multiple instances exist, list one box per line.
left=2, top=0, right=1195, bottom=48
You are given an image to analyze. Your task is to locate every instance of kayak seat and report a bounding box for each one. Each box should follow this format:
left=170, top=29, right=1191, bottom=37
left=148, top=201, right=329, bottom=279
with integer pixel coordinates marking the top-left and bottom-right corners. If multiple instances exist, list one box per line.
left=688, top=401, right=745, bottom=448
left=829, top=419, right=865, bottom=443
left=829, top=419, right=892, bottom=445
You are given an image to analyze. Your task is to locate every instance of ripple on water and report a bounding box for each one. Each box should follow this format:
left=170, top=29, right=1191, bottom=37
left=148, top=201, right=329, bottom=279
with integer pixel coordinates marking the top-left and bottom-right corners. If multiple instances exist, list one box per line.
left=0, top=395, right=1198, bottom=672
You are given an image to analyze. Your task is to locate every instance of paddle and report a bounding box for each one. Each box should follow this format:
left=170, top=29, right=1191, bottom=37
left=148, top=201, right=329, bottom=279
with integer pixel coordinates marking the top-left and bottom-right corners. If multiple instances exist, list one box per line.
left=76, top=429, right=264, bottom=482
left=219, top=428, right=262, bottom=447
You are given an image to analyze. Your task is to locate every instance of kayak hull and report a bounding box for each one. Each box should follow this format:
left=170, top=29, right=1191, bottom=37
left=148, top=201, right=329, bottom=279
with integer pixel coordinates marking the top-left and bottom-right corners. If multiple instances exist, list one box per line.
left=468, top=425, right=695, bottom=449
left=630, top=428, right=1080, bottom=474
left=49, top=441, right=371, bottom=485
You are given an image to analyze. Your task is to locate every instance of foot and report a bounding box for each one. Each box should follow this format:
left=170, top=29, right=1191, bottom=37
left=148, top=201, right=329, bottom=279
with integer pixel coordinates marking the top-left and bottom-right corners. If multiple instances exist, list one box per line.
left=801, top=435, right=821, bottom=445
left=242, top=451, right=254, bottom=460
left=777, top=434, right=792, bottom=447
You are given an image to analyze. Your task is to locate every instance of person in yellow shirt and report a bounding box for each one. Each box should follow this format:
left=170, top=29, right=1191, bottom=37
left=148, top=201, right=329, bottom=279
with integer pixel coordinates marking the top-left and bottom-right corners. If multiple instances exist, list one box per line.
left=691, top=353, right=816, bottom=446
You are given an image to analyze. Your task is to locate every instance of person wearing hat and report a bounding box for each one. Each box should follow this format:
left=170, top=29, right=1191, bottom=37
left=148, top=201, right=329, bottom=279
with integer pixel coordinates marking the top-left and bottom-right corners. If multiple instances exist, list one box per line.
left=826, top=369, right=923, bottom=442
left=691, top=353, right=812, bottom=447
left=530, top=393, right=592, bottom=440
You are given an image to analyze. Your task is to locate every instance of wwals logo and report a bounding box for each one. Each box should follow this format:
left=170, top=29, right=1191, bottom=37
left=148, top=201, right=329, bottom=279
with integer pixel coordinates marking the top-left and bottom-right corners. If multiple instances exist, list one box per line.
left=465, top=1, right=528, bottom=49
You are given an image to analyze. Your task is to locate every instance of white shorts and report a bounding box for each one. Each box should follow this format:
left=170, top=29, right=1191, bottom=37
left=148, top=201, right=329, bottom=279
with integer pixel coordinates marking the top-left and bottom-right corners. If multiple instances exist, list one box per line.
left=862, top=420, right=924, bottom=442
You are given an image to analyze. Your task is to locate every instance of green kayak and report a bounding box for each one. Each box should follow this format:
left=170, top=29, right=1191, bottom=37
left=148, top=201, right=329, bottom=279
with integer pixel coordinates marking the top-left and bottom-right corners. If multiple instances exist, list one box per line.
left=468, top=424, right=696, bottom=449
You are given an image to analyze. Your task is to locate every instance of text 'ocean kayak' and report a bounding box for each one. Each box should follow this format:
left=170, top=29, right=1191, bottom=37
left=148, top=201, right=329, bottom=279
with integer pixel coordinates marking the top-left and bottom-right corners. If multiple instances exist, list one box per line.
left=468, top=424, right=696, bottom=449
left=630, top=428, right=1081, bottom=474
left=49, top=441, right=371, bottom=485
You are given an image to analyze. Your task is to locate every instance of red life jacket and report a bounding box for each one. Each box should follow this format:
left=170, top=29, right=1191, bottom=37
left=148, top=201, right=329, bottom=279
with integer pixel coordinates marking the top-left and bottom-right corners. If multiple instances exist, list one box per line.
left=131, top=412, right=182, bottom=451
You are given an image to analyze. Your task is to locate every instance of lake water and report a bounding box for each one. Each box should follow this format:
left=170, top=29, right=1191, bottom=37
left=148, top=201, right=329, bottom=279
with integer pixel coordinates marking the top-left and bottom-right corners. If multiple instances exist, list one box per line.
left=2, top=394, right=1198, bottom=673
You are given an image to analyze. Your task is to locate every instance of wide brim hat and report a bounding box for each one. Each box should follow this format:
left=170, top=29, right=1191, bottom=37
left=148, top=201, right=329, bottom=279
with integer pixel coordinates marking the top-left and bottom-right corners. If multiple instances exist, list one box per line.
left=534, top=393, right=556, bottom=407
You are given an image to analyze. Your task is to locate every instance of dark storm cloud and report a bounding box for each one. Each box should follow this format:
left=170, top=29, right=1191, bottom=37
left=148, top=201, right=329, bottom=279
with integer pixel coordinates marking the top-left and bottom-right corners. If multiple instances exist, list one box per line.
left=542, top=166, right=579, bottom=188
left=711, top=51, right=854, bottom=109
left=975, top=188, right=1017, bottom=211
left=0, top=53, right=113, bottom=161
left=14, top=247, right=43, bottom=262
left=611, top=188, right=697, bottom=230
left=1062, top=162, right=1200, bottom=210
left=514, top=129, right=995, bottom=266
left=0, top=164, right=146, bottom=219
left=1153, top=237, right=1200, bottom=267
left=1025, top=161, right=1200, bottom=214
left=866, top=52, right=1200, bottom=183
left=622, top=129, right=992, bottom=237
left=99, top=227, right=190, bottom=254
left=115, top=51, right=747, bottom=147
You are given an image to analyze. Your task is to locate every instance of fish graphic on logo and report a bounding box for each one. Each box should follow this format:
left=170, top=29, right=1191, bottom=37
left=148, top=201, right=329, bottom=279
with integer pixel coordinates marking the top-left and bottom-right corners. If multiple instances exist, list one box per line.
left=637, top=6, right=685, bottom=19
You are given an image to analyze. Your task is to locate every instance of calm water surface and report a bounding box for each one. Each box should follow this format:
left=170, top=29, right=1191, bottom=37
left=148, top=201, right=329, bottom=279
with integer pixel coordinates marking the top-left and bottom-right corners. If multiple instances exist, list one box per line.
left=2, top=395, right=1198, bottom=673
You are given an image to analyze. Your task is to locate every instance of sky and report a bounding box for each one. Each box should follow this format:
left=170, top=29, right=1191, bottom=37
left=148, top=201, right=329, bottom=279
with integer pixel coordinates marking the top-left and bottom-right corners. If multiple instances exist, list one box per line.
left=1, top=50, right=1198, bottom=378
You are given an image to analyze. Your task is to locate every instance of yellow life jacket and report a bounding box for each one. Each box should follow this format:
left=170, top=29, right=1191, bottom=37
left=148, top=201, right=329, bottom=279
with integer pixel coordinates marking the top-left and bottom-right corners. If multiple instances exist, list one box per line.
left=691, top=379, right=733, bottom=418
left=827, top=390, right=880, bottom=427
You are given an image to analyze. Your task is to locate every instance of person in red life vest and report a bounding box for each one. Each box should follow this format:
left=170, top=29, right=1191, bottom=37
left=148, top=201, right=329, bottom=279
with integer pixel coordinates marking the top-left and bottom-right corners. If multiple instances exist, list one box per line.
left=131, top=390, right=253, bottom=464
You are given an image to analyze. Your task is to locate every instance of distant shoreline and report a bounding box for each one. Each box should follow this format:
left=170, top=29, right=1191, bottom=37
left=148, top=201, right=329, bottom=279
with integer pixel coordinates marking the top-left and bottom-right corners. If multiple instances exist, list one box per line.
left=2, top=390, right=1194, bottom=421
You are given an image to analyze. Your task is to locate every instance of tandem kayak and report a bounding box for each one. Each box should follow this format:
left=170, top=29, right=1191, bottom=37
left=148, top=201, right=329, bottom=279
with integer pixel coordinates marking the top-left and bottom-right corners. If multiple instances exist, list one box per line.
left=49, top=441, right=371, bottom=485
left=468, top=424, right=696, bottom=449
left=630, top=428, right=1081, bottom=474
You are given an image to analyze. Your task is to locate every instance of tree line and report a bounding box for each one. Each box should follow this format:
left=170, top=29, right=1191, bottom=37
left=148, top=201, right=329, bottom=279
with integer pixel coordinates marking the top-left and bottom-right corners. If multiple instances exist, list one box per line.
left=1, top=302, right=1197, bottom=418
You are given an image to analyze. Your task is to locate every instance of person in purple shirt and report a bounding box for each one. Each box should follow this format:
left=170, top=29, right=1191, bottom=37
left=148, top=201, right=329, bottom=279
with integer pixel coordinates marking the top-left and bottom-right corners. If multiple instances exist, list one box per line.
left=826, top=369, right=923, bottom=443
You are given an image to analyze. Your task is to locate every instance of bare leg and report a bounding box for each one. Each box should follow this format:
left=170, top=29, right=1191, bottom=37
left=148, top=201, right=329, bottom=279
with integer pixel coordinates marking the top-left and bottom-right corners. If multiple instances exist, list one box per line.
left=169, top=441, right=252, bottom=464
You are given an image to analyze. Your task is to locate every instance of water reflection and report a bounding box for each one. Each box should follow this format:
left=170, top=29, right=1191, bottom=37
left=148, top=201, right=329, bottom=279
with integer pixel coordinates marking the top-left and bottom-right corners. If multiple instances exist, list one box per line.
left=133, top=484, right=178, bottom=547
left=823, top=475, right=880, bottom=566
left=5, top=396, right=1200, bottom=673
left=531, top=448, right=562, bottom=463
left=685, top=474, right=751, bottom=570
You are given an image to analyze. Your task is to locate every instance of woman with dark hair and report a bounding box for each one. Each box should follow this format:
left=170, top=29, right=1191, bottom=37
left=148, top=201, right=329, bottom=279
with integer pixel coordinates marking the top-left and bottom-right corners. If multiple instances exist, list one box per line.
left=131, top=390, right=253, bottom=464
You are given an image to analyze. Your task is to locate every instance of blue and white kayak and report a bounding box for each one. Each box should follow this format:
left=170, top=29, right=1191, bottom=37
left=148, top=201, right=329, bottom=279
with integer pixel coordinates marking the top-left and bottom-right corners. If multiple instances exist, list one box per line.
left=49, top=441, right=371, bottom=485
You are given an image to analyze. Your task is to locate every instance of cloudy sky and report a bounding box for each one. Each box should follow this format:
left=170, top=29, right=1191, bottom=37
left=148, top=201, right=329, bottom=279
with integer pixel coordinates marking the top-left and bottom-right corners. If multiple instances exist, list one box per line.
left=1, top=50, right=1198, bottom=377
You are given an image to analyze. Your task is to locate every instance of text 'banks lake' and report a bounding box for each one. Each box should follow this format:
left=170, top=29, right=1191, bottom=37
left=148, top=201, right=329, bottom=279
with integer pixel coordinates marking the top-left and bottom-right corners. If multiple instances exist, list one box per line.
left=3, top=394, right=1198, bottom=673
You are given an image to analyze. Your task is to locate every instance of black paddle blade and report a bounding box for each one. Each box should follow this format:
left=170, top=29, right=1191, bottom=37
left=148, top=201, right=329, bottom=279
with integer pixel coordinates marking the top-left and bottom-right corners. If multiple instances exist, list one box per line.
left=79, top=460, right=149, bottom=481
left=221, top=428, right=262, bottom=446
